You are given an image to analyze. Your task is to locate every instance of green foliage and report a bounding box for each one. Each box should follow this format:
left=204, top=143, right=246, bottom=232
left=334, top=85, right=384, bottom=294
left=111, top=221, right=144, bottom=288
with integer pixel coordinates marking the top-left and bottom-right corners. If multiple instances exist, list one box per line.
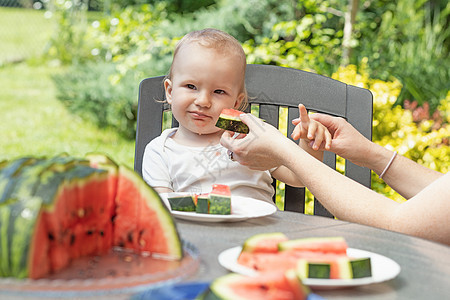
left=155, top=0, right=296, bottom=43
left=52, top=62, right=140, bottom=139
left=243, top=0, right=345, bottom=76
left=355, top=0, right=450, bottom=112
left=46, top=0, right=91, bottom=64
left=0, top=63, right=135, bottom=168
left=51, top=4, right=177, bottom=139
left=84, top=3, right=174, bottom=75
left=332, top=63, right=449, bottom=202
left=0, top=7, right=53, bottom=65
left=152, top=0, right=217, bottom=14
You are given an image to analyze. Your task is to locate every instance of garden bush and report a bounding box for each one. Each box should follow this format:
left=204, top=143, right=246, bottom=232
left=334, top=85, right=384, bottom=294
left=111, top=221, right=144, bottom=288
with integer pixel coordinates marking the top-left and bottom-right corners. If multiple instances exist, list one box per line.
left=332, top=62, right=449, bottom=202
left=52, top=62, right=140, bottom=139
left=243, top=0, right=344, bottom=76
left=353, top=0, right=450, bottom=112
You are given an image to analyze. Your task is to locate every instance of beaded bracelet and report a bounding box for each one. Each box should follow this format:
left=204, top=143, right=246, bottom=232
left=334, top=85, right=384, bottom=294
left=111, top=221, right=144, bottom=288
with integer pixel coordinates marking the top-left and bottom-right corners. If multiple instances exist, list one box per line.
left=379, top=151, right=397, bottom=179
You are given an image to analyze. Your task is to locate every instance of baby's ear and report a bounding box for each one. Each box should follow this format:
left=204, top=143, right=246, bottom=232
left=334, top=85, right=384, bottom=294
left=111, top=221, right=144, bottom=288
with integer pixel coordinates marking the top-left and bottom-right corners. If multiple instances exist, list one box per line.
left=234, top=93, right=245, bottom=109
left=164, top=79, right=173, bottom=104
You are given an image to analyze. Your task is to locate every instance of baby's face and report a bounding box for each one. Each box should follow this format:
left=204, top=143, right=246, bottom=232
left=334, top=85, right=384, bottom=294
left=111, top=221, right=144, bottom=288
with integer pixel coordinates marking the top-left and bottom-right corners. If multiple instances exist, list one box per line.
left=165, top=43, right=245, bottom=136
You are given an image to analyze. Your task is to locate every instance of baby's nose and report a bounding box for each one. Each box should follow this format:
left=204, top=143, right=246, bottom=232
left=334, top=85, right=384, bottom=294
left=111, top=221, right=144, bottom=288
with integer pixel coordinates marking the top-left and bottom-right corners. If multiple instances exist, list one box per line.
left=195, top=91, right=212, bottom=107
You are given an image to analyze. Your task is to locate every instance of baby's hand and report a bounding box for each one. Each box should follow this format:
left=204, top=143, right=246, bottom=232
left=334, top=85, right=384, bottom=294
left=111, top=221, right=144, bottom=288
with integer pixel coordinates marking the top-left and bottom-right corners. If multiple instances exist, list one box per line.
left=291, top=104, right=332, bottom=151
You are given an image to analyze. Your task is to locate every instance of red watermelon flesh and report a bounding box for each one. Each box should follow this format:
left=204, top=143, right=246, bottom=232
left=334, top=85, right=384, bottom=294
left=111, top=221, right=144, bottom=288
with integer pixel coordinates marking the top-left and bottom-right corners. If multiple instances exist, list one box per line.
left=28, top=213, right=50, bottom=279
left=39, top=166, right=115, bottom=273
left=114, top=166, right=139, bottom=249
left=87, top=153, right=118, bottom=254
left=220, top=108, right=242, bottom=119
left=286, top=250, right=347, bottom=279
left=211, top=184, right=231, bottom=196
left=115, top=166, right=182, bottom=258
left=278, top=237, right=348, bottom=254
left=238, top=251, right=299, bottom=272
left=239, top=249, right=359, bottom=279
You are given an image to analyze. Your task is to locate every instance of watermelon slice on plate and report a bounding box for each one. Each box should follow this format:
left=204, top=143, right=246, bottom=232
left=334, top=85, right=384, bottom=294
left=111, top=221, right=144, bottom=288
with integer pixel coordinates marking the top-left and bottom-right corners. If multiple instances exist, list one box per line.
left=218, top=233, right=401, bottom=289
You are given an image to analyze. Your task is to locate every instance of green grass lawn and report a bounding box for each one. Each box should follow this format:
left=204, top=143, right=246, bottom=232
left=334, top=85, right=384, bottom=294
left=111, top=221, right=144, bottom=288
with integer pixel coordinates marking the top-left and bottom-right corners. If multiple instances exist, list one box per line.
left=0, top=7, right=54, bottom=64
left=0, top=62, right=136, bottom=168
left=0, top=7, right=135, bottom=167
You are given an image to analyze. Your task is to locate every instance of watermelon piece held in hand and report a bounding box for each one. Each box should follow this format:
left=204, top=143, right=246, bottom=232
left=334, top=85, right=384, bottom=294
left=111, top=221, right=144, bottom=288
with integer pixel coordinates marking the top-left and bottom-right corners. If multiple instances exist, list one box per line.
left=215, top=108, right=249, bottom=134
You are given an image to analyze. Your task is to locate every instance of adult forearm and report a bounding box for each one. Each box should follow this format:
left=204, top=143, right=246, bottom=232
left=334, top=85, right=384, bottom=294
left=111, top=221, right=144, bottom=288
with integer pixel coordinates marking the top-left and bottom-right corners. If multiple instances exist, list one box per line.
left=362, top=142, right=443, bottom=199
left=278, top=141, right=399, bottom=229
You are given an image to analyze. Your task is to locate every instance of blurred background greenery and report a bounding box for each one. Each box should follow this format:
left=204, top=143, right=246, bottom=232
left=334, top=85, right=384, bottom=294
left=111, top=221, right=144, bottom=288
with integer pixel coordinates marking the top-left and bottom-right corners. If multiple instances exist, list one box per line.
left=0, top=0, right=448, bottom=211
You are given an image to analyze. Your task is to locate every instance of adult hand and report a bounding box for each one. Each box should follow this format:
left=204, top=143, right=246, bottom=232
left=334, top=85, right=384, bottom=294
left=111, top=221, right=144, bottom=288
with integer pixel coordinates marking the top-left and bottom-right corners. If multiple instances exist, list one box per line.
left=307, top=113, right=372, bottom=166
left=291, top=104, right=332, bottom=151
left=220, top=113, right=289, bottom=171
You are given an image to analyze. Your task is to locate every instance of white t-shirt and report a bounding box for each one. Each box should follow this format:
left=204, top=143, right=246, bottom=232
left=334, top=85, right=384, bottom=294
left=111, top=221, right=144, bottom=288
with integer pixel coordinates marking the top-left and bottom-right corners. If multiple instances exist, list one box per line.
left=142, top=128, right=275, bottom=204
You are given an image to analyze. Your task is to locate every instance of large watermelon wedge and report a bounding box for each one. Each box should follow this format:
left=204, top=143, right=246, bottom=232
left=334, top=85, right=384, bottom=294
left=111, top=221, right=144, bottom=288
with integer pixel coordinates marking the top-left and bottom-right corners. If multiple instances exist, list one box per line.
left=0, top=154, right=183, bottom=279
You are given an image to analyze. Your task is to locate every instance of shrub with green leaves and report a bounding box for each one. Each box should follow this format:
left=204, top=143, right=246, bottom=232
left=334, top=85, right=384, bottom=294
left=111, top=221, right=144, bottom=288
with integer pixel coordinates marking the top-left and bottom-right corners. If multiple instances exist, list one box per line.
left=354, top=0, right=450, bottom=112
left=243, top=0, right=344, bottom=76
left=52, top=4, right=176, bottom=139
left=332, top=62, right=449, bottom=202
left=52, top=62, right=139, bottom=139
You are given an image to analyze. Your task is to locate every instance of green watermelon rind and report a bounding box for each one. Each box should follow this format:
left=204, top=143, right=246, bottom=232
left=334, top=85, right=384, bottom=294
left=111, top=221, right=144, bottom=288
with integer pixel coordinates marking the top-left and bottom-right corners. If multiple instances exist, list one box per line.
left=7, top=156, right=85, bottom=278
left=208, top=195, right=231, bottom=215
left=344, top=257, right=372, bottom=278
left=0, top=157, right=39, bottom=205
left=168, top=196, right=196, bottom=212
left=215, top=117, right=249, bottom=134
left=0, top=158, right=49, bottom=277
left=206, top=273, right=246, bottom=299
left=241, top=232, right=288, bottom=253
left=278, top=236, right=347, bottom=251
left=195, top=196, right=209, bottom=214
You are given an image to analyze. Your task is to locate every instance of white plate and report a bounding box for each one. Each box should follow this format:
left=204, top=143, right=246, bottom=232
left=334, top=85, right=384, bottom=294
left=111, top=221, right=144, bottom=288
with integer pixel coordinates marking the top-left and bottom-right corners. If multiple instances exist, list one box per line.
left=159, top=193, right=277, bottom=222
left=218, top=246, right=401, bottom=288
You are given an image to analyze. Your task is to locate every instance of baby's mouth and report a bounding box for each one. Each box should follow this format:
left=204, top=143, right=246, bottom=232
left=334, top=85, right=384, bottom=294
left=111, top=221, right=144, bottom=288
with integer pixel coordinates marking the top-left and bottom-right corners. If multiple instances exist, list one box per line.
left=190, top=111, right=211, bottom=119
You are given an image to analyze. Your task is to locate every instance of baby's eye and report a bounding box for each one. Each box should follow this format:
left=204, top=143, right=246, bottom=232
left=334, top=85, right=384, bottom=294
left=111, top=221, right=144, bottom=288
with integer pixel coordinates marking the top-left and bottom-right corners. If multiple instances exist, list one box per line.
left=186, top=84, right=196, bottom=90
left=214, top=89, right=225, bottom=95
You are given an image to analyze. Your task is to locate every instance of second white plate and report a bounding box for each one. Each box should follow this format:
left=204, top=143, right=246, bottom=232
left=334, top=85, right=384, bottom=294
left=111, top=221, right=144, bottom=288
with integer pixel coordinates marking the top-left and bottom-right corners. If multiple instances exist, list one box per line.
left=159, top=194, right=277, bottom=222
left=218, top=246, right=401, bottom=288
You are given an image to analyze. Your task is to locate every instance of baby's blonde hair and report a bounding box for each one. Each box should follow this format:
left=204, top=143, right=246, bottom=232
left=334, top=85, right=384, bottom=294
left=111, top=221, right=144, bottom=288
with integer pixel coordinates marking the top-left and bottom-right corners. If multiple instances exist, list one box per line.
left=167, top=28, right=248, bottom=110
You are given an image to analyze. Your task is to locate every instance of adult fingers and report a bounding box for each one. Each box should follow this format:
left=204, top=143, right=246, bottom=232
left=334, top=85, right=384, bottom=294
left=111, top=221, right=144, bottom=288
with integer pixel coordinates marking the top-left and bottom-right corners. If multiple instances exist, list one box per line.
left=239, top=113, right=265, bottom=132
left=291, top=124, right=304, bottom=140
left=306, top=121, right=318, bottom=141
left=309, top=113, right=339, bottom=134
left=298, top=104, right=310, bottom=124
left=324, top=128, right=332, bottom=150
left=220, top=130, right=237, bottom=150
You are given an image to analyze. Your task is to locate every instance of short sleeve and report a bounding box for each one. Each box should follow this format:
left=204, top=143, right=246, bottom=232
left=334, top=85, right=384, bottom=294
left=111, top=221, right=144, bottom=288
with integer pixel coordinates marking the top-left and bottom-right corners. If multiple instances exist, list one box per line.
left=142, top=138, right=172, bottom=190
